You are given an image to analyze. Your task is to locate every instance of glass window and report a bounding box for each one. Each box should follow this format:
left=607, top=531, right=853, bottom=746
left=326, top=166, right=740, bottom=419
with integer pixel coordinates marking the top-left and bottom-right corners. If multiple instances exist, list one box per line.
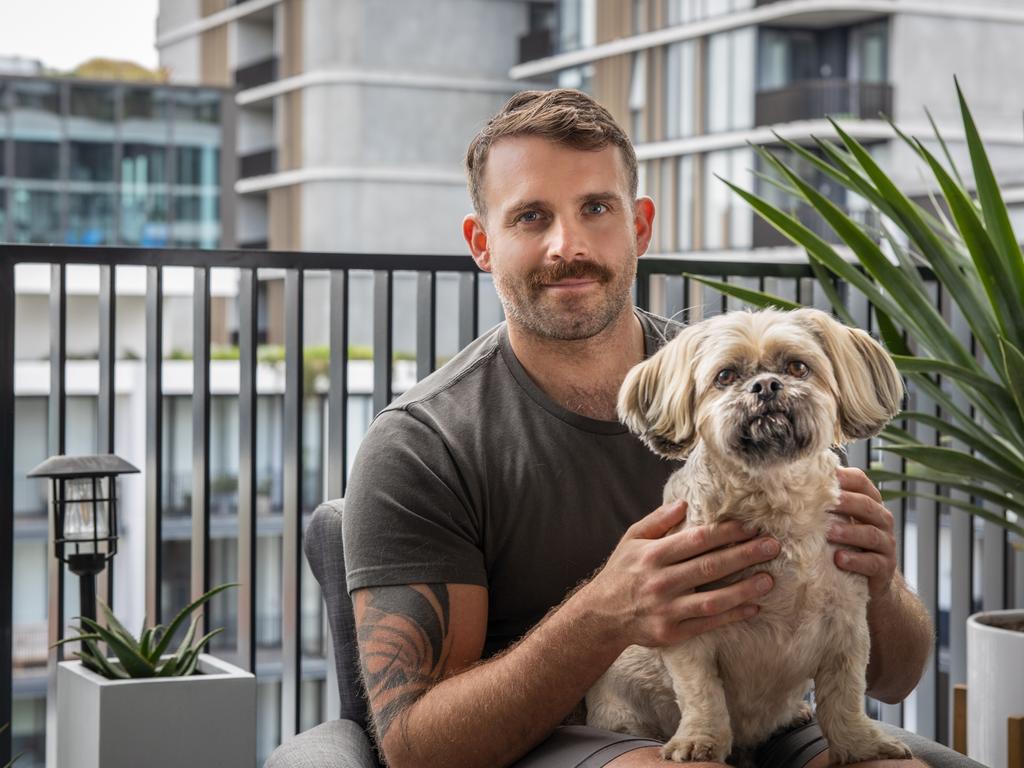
left=659, top=159, right=674, bottom=251
left=123, top=143, right=168, bottom=185
left=11, top=187, right=60, bottom=243
left=66, top=192, right=115, bottom=245
left=703, top=150, right=731, bottom=249
left=121, top=189, right=169, bottom=247
left=69, top=85, right=116, bottom=122
left=851, top=21, right=888, bottom=83
left=174, top=90, right=221, bottom=125
left=629, top=52, right=648, bottom=142
left=13, top=141, right=59, bottom=179
left=70, top=141, right=114, bottom=182
left=706, top=33, right=731, bottom=133
left=707, top=29, right=754, bottom=132
left=665, top=40, right=696, bottom=139
left=172, top=191, right=220, bottom=249
left=729, top=148, right=753, bottom=248
left=175, top=145, right=220, bottom=187
left=677, top=155, right=693, bottom=250
left=13, top=80, right=59, bottom=116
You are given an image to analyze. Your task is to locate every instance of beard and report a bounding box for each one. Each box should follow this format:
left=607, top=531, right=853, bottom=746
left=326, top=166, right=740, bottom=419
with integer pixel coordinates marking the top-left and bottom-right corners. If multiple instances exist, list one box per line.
left=492, top=248, right=638, bottom=342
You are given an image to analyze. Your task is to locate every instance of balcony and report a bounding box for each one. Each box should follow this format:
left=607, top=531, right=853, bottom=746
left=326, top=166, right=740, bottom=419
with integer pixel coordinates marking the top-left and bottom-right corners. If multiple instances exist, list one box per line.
left=238, top=147, right=276, bottom=179
left=755, top=78, right=893, bottom=125
left=234, top=55, right=278, bottom=92
left=0, top=244, right=1017, bottom=765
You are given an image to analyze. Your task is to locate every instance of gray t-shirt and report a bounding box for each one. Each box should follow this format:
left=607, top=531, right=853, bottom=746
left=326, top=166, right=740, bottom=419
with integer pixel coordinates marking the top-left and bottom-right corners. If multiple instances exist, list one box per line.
left=343, top=309, right=684, bottom=657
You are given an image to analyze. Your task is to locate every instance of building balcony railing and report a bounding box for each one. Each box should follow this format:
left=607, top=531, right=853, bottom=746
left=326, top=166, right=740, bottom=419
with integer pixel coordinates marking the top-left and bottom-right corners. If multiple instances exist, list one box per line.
left=1, top=244, right=1018, bottom=764
left=755, top=79, right=893, bottom=126
left=239, top=147, right=277, bottom=179
left=234, top=55, right=278, bottom=91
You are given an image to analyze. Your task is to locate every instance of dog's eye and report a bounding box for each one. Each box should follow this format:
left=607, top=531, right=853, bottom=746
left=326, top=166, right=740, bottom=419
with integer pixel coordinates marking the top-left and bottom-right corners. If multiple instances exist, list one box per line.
left=715, top=369, right=738, bottom=387
left=786, top=360, right=810, bottom=378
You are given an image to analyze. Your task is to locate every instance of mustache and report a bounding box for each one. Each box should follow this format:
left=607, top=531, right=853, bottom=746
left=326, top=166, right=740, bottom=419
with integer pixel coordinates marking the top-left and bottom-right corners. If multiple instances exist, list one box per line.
left=526, top=260, right=614, bottom=290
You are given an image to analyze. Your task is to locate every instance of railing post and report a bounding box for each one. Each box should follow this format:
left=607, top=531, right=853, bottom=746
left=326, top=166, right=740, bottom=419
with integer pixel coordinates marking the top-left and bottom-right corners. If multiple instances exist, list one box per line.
left=191, top=266, right=211, bottom=630
left=281, top=269, right=304, bottom=739
left=97, top=265, right=117, bottom=608
left=237, top=269, right=258, bottom=673
left=0, top=256, right=15, bottom=767
left=373, top=271, right=393, bottom=415
left=145, top=266, right=164, bottom=627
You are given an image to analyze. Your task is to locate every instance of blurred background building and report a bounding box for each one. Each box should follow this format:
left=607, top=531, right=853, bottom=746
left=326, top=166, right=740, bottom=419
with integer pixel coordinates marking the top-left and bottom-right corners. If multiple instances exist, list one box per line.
left=6, top=0, right=1024, bottom=765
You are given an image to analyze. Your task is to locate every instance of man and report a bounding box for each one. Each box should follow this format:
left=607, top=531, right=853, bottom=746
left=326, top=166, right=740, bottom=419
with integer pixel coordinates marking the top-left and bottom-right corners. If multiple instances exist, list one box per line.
left=343, top=89, right=933, bottom=768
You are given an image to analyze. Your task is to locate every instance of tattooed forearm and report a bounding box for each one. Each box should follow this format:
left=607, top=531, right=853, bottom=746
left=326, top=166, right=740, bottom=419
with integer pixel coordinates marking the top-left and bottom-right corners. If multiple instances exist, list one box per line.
left=356, top=584, right=452, bottom=744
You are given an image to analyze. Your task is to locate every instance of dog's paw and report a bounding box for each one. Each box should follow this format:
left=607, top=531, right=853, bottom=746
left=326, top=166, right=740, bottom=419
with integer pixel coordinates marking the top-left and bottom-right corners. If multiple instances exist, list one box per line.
left=830, top=734, right=912, bottom=764
left=790, top=701, right=813, bottom=727
left=661, top=737, right=729, bottom=764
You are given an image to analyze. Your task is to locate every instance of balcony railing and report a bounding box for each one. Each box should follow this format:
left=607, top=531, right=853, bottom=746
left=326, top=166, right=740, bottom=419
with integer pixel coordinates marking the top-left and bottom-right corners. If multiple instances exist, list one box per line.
left=234, top=56, right=278, bottom=92
left=755, top=79, right=894, bottom=125
left=1, top=244, right=1020, bottom=764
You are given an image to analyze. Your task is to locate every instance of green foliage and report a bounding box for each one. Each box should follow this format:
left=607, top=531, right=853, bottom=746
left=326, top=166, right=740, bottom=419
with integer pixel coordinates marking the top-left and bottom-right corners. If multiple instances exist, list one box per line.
left=1, top=721, right=23, bottom=767
left=715, top=80, right=1024, bottom=539
left=53, top=584, right=237, bottom=679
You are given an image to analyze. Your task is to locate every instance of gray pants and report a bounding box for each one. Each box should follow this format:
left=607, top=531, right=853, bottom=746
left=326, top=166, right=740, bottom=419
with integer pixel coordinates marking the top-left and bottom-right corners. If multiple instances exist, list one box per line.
left=265, top=719, right=987, bottom=768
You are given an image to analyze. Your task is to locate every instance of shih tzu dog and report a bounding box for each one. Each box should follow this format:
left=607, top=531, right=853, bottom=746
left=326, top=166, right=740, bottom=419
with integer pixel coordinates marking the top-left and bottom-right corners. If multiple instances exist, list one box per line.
left=586, top=308, right=912, bottom=765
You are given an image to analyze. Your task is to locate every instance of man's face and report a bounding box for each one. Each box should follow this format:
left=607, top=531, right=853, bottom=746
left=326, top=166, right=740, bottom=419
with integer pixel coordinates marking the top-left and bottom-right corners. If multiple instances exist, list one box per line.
left=464, top=136, right=654, bottom=342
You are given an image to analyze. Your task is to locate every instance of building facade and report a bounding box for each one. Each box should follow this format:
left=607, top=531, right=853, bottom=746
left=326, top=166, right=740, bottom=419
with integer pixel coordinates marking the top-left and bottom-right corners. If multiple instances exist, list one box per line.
left=514, top=0, right=1024, bottom=259
left=3, top=74, right=235, bottom=765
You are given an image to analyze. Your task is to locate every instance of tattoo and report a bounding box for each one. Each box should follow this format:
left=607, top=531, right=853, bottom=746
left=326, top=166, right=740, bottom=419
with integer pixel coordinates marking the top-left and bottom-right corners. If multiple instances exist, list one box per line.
left=356, top=584, right=452, bottom=745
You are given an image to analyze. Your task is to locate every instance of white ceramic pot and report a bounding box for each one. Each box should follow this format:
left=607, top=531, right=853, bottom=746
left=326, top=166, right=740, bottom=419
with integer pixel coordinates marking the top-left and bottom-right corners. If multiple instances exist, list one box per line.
left=967, top=610, right=1024, bottom=768
left=56, top=654, right=256, bottom=768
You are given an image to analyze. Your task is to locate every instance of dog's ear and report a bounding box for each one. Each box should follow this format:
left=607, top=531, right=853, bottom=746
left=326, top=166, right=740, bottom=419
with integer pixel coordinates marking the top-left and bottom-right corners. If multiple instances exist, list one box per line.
left=794, top=308, right=904, bottom=441
left=618, top=324, right=706, bottom=459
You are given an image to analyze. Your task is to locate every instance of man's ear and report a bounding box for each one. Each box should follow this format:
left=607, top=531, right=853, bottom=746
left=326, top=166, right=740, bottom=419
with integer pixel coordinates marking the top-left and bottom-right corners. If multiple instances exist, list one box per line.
left=463, top=214, right=491, bottom=272
left=633, top=196, right=656, bottom=257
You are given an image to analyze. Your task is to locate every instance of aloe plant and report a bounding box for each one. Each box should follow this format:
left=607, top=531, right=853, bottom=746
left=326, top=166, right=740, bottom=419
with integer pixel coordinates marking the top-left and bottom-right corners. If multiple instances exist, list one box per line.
left=1, top=722, right=22, bottom=768
left=700, top=80, right=1024, bottom=539
left=54, top=583, right=237, bottom=679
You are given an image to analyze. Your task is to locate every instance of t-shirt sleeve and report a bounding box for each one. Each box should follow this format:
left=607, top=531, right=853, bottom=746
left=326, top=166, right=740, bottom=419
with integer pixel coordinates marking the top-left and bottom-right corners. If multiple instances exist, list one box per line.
left=343, top=407, right=487, bottom=593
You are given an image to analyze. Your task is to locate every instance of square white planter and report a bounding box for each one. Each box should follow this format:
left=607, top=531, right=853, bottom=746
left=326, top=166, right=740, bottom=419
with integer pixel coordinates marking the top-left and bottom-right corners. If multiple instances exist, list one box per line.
left=57, top=654, right=256, bottom=768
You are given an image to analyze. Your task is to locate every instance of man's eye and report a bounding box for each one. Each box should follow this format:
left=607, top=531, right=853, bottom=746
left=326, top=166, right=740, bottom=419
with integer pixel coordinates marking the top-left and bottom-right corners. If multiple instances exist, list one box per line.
left=517, top=211, right=542, bottom=224
left=715, top=369, right=737, bottom=387
left=585, top=202, right=608, bottom=215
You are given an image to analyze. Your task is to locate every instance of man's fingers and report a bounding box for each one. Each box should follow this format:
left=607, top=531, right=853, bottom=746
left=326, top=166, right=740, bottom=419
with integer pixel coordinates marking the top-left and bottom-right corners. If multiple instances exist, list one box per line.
left=658, top=536, right=779, bottom=594
left=628, top=499, right=687, bottom=540
left=680, top=602, right=761, bottom=639
left=829, top=521, right=893, bottom=555
left=676, top=573, right=773, bottom=623
left=837, top=466, right=882, bottom=503
left=834, top=490, right=894, bottom=533
left=656, top=520, right=766, bottom=567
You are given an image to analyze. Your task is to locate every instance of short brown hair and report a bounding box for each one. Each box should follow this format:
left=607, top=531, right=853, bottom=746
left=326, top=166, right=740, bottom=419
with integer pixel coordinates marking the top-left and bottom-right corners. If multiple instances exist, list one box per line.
left=465, top=88, right=638, bottom=215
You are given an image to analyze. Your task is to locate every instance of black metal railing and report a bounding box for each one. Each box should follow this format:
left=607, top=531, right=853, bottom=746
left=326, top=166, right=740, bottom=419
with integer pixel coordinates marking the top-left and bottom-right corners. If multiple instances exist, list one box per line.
left=239, top=148, right=276, bottom=179
left=234, top=56, right=279, bottom=92
left=1, top=244, right=1020, bottom=763
left=755, top=79, right=894, bottom=125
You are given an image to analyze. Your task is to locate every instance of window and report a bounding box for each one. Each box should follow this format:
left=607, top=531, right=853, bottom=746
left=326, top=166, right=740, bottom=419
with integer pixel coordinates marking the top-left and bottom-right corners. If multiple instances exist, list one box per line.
left=677, top=155, right=694, bottom=250
left=629, top=52, right=648, bottom=142
left=70, top=84, right=116, bottom=123
left=13, top=141, right=59, bottom=179
left=706, top=28, right=755, bottom=132
left=665, top=41, right=696, bottom=139
left=70, top=141, right=115, bottom=182
left=66, top=192, right=115, bottom=245
left=176, top=145, right=220, bottom=187
left=11, top=187, right=60, bottom=243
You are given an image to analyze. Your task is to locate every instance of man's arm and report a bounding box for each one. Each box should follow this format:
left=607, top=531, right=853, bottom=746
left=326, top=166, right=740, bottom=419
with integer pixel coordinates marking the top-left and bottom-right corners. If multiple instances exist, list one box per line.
left=354, top=500, right=781, bottom=768
left=828, top=467, right=935, bottom=703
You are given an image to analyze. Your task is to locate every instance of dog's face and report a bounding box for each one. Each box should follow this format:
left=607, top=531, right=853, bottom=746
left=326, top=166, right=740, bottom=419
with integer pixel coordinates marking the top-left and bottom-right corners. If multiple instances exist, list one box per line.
left=619, top=309, right=903, bottom=467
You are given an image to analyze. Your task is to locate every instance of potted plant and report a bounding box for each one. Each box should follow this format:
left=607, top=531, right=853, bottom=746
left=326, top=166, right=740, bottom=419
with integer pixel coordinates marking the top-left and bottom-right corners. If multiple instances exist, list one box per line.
left=698, top=81, right=1023, bottom=767
left=54, top=583, right=255, bottom=768
left=2, top=722, right=23, bottom=768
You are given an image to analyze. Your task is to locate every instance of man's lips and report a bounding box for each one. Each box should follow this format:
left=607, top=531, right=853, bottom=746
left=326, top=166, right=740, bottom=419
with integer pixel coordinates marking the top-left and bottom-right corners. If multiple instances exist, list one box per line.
left=541, top=278, right=600, bottom=289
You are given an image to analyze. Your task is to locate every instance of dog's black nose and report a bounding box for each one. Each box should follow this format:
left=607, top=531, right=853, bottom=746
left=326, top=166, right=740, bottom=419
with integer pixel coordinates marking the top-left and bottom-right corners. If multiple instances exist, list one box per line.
left=750, top=376, right=783, bottom=402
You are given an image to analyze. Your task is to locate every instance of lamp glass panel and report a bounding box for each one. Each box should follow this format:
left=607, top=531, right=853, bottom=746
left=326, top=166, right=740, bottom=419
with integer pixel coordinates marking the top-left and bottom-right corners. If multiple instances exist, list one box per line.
left=62, top=477, right=109, bottom=540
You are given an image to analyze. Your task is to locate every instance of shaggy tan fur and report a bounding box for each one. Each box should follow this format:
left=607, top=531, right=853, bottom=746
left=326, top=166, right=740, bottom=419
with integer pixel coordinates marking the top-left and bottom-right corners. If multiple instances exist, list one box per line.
left=586, top=309, right=912, bottom=765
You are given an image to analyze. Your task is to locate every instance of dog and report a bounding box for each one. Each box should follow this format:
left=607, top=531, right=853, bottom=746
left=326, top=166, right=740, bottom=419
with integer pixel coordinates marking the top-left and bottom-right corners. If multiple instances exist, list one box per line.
left=585, top=308, right=913, bottom=765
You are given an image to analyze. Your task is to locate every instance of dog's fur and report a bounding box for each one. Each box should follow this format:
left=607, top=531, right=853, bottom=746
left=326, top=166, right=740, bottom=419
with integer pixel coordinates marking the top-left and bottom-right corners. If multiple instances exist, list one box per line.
left=585, top=308, right=912, bottom=765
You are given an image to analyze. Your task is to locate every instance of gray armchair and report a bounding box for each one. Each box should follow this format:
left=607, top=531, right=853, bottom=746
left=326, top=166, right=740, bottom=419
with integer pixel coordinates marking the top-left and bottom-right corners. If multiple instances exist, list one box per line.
left=265, top=500, right=985, bottom=768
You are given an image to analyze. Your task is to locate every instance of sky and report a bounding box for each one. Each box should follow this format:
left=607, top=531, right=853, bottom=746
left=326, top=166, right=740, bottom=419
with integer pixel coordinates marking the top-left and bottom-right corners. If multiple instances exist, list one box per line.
left=0, top=0, right=160, bottom=71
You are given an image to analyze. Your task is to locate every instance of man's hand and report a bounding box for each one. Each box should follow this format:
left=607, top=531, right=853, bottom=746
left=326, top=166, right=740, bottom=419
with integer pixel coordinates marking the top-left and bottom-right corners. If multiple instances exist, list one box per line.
left=827, top=467, right=898, bottom=598
left=585, top=499, right=780, bottom=650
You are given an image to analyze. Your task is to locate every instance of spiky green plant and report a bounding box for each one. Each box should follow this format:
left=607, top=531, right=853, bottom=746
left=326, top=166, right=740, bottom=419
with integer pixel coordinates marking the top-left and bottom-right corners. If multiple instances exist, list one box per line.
left=1, top=721, right=23, bottom=767
left=54, top=583, right=237, bottom=679
left=699, top=80, right=1024, bottom=539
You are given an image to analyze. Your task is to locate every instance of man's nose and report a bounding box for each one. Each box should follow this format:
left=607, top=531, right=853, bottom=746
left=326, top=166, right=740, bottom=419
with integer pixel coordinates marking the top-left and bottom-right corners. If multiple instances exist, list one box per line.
left=547, top=217, right=588, bottom=260
left=749, top=376, right=783, bottom=402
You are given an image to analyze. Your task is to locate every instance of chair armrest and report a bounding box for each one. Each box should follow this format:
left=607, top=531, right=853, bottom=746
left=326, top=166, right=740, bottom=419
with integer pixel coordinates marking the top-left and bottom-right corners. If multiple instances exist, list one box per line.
left=264, top=719, right=381, bottom=768
left=879, top=724, right=986, bottom=768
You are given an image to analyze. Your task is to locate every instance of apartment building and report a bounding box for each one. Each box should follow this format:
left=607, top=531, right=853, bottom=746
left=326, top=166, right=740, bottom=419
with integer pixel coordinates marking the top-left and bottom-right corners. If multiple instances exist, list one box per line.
left=514, top=0, right=1024, bottom=257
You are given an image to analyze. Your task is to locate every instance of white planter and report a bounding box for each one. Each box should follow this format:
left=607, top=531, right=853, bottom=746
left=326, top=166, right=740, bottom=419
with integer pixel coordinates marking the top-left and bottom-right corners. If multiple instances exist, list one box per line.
left=967, top=610, right=1024, bottom=768
left=57, top=654, right=256, bottom=768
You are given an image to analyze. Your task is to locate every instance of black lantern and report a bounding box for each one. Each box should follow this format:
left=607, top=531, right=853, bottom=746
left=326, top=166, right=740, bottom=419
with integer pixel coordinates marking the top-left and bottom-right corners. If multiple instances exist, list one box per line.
left=27, top=454, right=140, bottom=623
